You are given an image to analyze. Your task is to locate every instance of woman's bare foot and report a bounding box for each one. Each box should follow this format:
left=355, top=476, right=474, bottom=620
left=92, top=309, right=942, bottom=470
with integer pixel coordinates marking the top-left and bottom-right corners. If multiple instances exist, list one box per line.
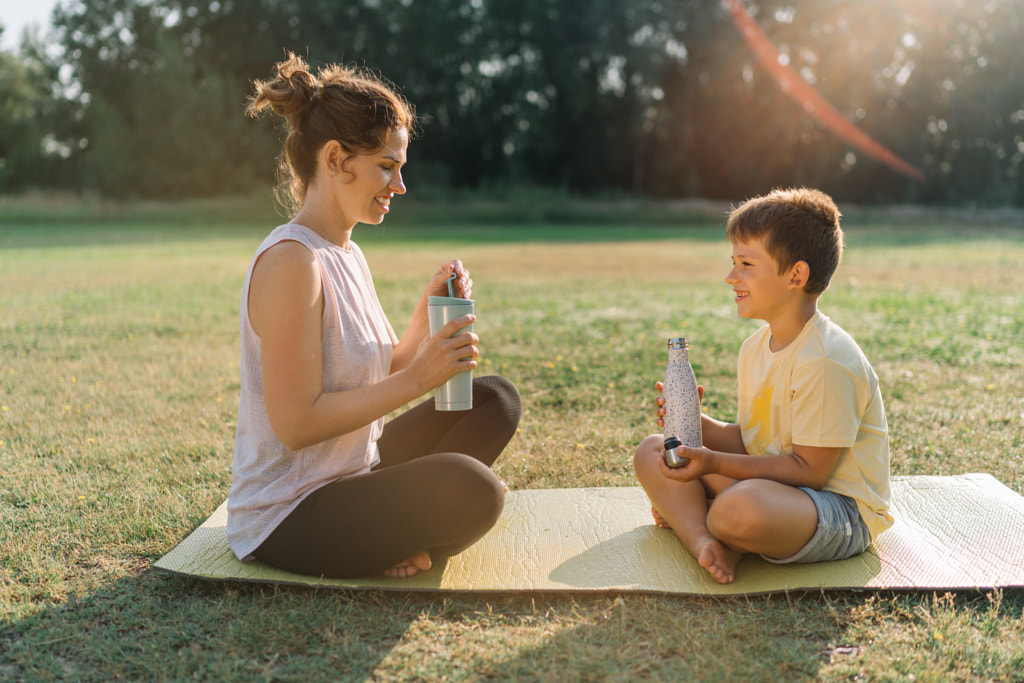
left=651, top=506, right=672, bottom=529
left=383, top=551, right=432, bottom=578
left=694, top=535, right=742, bottom=584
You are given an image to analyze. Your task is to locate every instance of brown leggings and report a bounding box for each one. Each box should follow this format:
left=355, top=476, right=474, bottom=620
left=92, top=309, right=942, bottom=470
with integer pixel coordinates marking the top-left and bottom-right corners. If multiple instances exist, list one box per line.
left=252, top=375, right=521, bottom=578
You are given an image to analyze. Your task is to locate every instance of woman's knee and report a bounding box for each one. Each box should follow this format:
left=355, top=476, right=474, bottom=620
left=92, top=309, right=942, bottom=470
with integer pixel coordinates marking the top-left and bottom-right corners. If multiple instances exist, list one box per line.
left=472, top=375, right=523, bottom=442
left=475, top=375, right=522, bottom=416
left=431, top=452, right=505, bottom=518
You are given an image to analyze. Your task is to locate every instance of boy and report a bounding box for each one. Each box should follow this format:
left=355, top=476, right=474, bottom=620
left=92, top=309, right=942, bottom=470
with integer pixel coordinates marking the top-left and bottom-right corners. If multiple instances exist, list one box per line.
left=634, top=187, right=891, bottom=585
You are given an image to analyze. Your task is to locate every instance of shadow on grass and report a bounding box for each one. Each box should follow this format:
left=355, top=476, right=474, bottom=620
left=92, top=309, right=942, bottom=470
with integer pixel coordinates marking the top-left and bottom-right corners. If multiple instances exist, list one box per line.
left=5, top=569, right=1022, bottom=680
left=0, top=572, right=417, bottom=681
left=488, top=589, right=1024, bottom=681
left=490, top=592, right=840, bottom=680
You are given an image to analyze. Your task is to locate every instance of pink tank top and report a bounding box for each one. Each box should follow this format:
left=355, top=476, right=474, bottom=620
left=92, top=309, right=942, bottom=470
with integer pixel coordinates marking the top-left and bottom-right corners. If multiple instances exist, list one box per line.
left=227, top=224, right=397, bottom=561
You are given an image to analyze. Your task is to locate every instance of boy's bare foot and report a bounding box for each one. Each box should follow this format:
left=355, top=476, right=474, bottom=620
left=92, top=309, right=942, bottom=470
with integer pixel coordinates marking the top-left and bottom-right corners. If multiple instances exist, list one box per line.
left=651, top=506, right=672, bottom=529
left=383, top=551, right=432, bottom=578
left=695, top=535, right=742, bottom=584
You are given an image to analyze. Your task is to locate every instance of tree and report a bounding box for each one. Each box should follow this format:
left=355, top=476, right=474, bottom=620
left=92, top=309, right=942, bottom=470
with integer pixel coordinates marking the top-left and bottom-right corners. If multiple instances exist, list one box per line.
left=18, top=0, right=1024, bottom=206
left=0, top=26, right=74, bottom=192
left=49, top=0, right=294, bottom=198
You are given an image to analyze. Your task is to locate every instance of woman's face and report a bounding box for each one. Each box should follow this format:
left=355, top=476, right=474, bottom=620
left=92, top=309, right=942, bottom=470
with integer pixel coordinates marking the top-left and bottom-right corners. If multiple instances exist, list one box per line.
left=335, top=127, right=408, bottom=227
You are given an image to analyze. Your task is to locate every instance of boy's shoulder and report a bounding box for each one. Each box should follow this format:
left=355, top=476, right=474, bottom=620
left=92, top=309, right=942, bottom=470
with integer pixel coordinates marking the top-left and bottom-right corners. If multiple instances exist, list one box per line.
left=737, top=310, right=875, bottom=374
left=738, top=311, right=856, bottom=354
left=807, top=310, right=862, bottom=350
left=802, top=310, right=878, bottom=377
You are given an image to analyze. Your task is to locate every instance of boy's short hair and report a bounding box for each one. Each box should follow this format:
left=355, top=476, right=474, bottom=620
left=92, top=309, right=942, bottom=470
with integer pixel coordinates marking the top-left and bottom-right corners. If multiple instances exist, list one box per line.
left=727, top=187, right=844, bottom=296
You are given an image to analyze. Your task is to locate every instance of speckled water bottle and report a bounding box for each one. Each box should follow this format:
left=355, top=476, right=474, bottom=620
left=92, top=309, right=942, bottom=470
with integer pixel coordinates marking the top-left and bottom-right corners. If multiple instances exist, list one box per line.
left=662, top=337, right=702, bottom=468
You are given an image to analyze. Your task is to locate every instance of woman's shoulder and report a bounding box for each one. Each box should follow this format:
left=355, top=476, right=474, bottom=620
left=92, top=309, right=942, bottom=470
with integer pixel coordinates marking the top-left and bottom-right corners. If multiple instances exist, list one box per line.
left=251, top=229, right=321, bottom=291
left=258, top=223, right=318, bottom=252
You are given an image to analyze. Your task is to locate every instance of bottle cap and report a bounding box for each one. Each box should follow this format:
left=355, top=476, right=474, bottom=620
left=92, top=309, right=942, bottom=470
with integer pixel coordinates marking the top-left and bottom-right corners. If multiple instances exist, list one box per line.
left=667, top=337, right=688, bottom=351
left=662, top=436, right=689, bottom=468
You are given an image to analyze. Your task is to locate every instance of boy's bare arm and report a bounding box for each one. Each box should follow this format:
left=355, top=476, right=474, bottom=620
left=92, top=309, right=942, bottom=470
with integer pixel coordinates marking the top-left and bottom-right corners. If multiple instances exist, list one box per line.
left=662, top=443, right=841, bottom=490
left=654, top=381, right=748, bottom=455
left=700, top=414, right=748, bottom=454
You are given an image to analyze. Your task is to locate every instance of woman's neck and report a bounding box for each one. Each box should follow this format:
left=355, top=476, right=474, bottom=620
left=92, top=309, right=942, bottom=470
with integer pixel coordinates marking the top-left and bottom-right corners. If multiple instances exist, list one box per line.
left=294, top=199, right=353, bottom=248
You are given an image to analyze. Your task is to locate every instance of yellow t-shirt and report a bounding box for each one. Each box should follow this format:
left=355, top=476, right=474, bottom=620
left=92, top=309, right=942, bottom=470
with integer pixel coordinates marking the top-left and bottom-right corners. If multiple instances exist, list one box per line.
left=737, top=310, right=893, bottom=540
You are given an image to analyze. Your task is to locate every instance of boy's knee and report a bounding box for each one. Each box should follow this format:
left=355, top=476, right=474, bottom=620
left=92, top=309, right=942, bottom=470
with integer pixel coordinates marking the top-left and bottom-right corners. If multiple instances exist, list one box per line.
left=633, top=435, right=664, bottom=482
left=707, top=482, right=769, bottom=542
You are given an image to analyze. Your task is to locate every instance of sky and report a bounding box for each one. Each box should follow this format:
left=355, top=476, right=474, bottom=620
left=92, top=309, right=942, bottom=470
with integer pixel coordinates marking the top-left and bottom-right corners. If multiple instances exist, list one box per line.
left=0, top=0, right=60, bottom=51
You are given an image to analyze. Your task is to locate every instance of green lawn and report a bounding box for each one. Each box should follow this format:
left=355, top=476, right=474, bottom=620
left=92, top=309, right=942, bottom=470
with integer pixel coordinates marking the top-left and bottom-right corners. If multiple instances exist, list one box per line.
left=2, top=206, right=1023, bottom=681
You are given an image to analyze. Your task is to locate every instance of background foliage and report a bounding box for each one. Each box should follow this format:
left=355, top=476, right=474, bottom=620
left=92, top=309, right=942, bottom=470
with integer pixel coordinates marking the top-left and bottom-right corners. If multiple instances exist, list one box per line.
left=2, top=0, right=1024, bottom=205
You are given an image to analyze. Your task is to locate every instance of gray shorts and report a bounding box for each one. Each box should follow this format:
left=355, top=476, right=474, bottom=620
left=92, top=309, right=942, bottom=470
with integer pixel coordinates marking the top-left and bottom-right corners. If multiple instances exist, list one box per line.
left=763, top=487, right=872, bottom=564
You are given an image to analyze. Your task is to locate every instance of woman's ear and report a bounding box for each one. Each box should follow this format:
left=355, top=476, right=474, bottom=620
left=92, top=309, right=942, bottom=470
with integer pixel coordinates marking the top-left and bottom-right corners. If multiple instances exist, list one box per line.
left=321, top=140, right=356, bottom=182
left=321, top=140, right=345, bottom=178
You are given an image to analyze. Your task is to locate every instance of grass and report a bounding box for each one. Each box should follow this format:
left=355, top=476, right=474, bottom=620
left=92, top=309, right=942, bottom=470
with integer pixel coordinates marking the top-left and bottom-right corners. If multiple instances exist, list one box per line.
left=2, top=198, right=1024, bottom=681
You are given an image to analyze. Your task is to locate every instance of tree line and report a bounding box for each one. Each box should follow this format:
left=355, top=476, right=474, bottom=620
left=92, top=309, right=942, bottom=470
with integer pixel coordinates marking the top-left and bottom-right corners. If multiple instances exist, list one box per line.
left=2, top=0, right=1023, bottom=206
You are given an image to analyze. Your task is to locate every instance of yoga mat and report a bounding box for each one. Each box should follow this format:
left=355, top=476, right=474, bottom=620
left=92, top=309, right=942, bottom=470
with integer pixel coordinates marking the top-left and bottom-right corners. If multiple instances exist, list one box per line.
left=153, top=474, right=1024, bottom=595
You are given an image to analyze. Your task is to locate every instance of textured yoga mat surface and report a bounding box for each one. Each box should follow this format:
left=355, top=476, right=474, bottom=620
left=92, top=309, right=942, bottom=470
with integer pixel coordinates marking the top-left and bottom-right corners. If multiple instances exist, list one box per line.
left=153, top=474, right=1024, bottom=595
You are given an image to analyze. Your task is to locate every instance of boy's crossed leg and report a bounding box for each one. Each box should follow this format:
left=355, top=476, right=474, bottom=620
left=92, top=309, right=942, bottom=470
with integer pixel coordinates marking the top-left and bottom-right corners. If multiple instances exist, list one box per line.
left=634, top=436, right=818, bottom=584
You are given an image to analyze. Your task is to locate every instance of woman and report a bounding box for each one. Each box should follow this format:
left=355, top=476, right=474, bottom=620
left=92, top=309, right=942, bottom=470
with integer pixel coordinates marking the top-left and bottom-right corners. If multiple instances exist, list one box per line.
left=226, top=53, right=521, bottom=579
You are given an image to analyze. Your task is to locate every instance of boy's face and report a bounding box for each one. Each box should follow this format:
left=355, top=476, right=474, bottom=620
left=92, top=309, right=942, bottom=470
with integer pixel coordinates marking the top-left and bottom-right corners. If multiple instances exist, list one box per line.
left=726, top=237, right=799, bottom=321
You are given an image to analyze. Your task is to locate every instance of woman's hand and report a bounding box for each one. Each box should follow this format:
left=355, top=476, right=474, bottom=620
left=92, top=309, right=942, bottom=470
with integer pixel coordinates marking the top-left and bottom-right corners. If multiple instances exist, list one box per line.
left=392, top=259, right=474, bottom=375
left=426, top=259, right=473, bottom=299
left=407, top=313, right=479, bottom=392
left=654, top=381, right=704, bottom=427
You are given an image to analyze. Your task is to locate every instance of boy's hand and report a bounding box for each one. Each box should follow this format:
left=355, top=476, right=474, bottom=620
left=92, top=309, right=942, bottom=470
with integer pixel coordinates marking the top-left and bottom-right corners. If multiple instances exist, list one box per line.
left=654, top=381, right=705, bottom=428
left=658, top=444, right=716, bottom=481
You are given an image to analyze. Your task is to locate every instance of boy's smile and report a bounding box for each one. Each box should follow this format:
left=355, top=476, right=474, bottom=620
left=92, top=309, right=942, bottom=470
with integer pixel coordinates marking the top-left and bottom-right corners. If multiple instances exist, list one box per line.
left=726, top=236, right=817, bottom=351
left=726, top=237, right=793, bottom=321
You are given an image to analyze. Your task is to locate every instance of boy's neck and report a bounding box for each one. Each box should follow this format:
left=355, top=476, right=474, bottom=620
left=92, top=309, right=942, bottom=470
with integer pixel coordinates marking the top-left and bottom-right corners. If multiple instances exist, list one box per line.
left=766, top=296, right=818, bottom=352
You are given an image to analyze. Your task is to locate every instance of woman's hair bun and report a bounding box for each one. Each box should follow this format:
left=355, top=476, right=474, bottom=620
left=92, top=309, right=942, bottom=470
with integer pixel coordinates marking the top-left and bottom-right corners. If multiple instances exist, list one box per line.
left=246, top=52, right=321, bottom=128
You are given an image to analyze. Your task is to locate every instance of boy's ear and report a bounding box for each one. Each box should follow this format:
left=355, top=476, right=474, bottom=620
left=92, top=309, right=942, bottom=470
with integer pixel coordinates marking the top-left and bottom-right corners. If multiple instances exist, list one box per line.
left=789, top=261, right=810, bottom=289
